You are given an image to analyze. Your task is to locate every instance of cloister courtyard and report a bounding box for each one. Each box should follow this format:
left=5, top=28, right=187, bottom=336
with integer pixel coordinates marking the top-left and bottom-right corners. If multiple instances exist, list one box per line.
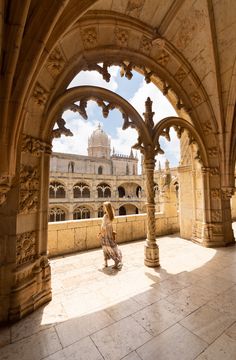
left=0, top=223, right=236, bottom=360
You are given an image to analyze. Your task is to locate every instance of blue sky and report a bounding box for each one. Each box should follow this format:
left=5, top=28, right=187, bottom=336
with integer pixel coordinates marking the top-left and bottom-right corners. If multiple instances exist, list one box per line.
left=52, top=65, right=180, bottom=171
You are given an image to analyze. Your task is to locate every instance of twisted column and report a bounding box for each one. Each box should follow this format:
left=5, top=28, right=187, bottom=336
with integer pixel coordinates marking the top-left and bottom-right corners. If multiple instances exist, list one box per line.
left=144, top=158, right=159, bottom=267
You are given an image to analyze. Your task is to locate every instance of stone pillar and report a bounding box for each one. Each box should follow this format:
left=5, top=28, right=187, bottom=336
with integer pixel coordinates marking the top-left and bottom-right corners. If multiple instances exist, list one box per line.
left=143, top=158, right=159, bottom=267
left=194, top=167, right=235, bottom=247
left=68, top=203, right=74, bottom=220
left=0, top=135, right=53, bottom=323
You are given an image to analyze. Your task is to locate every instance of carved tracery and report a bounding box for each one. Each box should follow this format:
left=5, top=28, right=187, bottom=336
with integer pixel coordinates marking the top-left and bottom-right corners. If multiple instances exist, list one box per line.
left=19, top=165, right=39, bottom=214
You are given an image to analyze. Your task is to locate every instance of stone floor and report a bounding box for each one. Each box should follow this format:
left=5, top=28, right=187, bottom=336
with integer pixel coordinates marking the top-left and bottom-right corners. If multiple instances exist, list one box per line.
left=1, top=225, right=236, bottom=360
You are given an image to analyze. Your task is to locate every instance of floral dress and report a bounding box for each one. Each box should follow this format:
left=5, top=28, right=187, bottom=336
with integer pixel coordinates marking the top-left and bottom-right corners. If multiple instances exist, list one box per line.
left=100, top=214, right=122, bottom=264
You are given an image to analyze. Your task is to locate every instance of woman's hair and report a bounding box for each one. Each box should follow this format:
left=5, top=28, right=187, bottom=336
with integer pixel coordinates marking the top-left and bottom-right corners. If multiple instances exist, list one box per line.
left=103, top=201, right=114, bottom=221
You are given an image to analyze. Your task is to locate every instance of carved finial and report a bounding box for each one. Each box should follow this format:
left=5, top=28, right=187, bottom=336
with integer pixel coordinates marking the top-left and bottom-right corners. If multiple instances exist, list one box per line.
left=143, top=97, right=155, bottom=129
left=52, top=118, right=73, bottom=139
left=130, top=149, right=134, bottom=158
left=165, top=159, right=170, bottom=170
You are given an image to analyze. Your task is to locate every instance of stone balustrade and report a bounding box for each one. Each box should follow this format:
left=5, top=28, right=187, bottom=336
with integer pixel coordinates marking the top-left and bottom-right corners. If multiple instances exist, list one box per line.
left=48, top=212, right=179, bottom=257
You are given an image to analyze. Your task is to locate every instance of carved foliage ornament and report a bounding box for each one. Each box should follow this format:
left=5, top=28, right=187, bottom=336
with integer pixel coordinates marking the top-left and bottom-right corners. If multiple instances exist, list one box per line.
left=157, top=51, right=170, bottom=67
left=140, top=35, right=152, bottom=54
left=208, top=147, right=218, bottom=157
left=52, top=118, right=73, bottom=139
left=175, top=67, right=188, bottom=83
left=211, top=188, right=234, bottom=200
left=126, top=0, right=145, bottom=17
left=16, top=231, right=36, bottom=266
left=0, top=176, right=13, bottom=205
left=211, top=189, right=221, bottom=199
left=221, top=188, right=235, bottom=200
left=22, top=134, right=52, bottom=156
left=81, top=27, right=97, bottom=49
left=32, top=82, right=48, bottom=106
left=79, top=60, right=190, bottom=117
left=115, top=27, right=129, bottom=47
left=212, top=210, right=222, bottom=222
left=19, top=165, right=39, bottom=214
left=202, top=167, right=220, bottom=175
left=190, top=91, right=202, bottom=106
left=46, top=47, right=65, bottom=77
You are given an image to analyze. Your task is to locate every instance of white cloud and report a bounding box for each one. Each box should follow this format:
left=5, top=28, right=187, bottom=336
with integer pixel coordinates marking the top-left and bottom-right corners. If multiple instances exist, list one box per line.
left=52, top=116, right=98, bottom=155
left=54, top=69, right=180, bottom=169
left=68, top=66, right=119, bottom=91
left=129, top=80, right=177, bottom=121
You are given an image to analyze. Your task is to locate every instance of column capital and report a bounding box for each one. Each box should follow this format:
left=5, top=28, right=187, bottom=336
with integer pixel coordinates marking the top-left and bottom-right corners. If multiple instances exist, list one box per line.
left=21, top=134, right=52, bottom=157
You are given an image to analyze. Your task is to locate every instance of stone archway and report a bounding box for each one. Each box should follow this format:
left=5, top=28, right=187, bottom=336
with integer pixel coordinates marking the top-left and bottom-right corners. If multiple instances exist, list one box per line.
left=1, top=7, right=235, bottom=325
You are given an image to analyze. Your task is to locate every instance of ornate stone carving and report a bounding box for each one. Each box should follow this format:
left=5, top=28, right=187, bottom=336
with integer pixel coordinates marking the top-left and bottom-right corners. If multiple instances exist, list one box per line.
left=115, top=27, right=129, bottom=47
left=173, top=125, right=184, bottom=139
left=81, top=27, right=97, bottom=49
left=207, top=147, right=218, bottom=157
left=140, top=35, right=152, bottom=54
left=19, top=165, right=39, bottom=214
left=126, top=0, right=145, bottom=17
left=84, top=63, right=111, bottom=82
left=52, top=118, right=73, bottom=139
left=70, top=100, right=88, bottom=120
left=221, top=188, right=234, bottom=200
left=212, top=224, right=223, bottom=235
left=190, top=91, right=202, bottom=106
left=157, top=51, right=170, bottom=66
left=209, top=167, right=220, bottom=176
left=152, top=37, right=166, bottom=48
left=162, top=80, right=171, bottom=95
left=212, top=210, right=222, bottom=222
left=175, top=67, right=188, bottom=83
left=0, top=176, right=13, bottom=205
left=202, top=167, right=220, bottom=176
left=32, top=82, right=48, bottom=106
left=202, top=121, right=213, bottom=134
left=46, top=47, right=65, bottom=77
left=96, top=100, right=115, bottom=118
left=142, top=67, right=154, bottom=84
left=211, top=189, right=221, bottom=199
left=120, top=61, right=133, bottom=79
left=175, top=9, right=205, bottom=50
left=16, top=231, right=36, bottom=266
left=21, top=134, right=52, bottom=156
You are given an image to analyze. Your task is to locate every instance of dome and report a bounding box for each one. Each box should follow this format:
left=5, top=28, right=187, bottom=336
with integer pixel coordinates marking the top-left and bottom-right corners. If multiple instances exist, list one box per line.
left=88, top=124, right=110, bottom=147
left=87, top=124, right=111, bottom=158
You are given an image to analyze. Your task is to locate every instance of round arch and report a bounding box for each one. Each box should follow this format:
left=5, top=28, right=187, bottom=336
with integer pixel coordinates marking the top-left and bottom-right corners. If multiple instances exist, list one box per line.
left=43, top=85, right=150, bottom=144
left=153, top=116, right=210, bottom=167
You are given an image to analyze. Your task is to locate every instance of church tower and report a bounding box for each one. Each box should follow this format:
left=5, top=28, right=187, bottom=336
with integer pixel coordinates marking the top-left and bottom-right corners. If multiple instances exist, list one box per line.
left=87, top=124, right=111, bottom=158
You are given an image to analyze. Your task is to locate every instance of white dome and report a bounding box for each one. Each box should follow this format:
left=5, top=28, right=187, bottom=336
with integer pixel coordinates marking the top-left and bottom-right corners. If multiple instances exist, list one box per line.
left=88, top=124, right=110, bottom=147
left=88, top=124, right=111, bottom=158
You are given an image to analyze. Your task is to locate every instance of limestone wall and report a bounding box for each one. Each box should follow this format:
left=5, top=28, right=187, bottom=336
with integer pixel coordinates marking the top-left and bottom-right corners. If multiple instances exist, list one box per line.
left=232, top=194, right=236, bottom=220
left=48, top=213, right=179, bottom=257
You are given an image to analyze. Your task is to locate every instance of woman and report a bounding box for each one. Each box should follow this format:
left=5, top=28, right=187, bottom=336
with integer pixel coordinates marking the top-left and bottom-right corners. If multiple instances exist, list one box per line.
left=99, top=201, right=122, bottom=269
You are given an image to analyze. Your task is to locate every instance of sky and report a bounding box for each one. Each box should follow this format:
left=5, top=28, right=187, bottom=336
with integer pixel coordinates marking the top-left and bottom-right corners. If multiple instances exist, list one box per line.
left=52, top=65, right=180, bottom=172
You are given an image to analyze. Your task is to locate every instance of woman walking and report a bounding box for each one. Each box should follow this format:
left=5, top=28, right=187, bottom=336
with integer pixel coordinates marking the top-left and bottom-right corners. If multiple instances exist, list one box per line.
left=98, top=201, right=122, bottom=269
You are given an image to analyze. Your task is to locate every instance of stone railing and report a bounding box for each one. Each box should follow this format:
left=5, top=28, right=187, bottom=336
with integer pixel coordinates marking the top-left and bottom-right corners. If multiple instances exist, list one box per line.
left=48, top=212, right=179, bottom=257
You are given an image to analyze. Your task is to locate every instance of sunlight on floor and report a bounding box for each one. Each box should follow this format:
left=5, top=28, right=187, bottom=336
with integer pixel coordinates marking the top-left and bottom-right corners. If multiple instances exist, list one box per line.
left=40, top=235, right=217, bottom=326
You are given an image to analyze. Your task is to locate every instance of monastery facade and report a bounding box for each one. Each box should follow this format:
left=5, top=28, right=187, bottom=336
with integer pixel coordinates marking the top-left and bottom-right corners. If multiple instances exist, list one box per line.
left=49, top=124, right=179, bottom=221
